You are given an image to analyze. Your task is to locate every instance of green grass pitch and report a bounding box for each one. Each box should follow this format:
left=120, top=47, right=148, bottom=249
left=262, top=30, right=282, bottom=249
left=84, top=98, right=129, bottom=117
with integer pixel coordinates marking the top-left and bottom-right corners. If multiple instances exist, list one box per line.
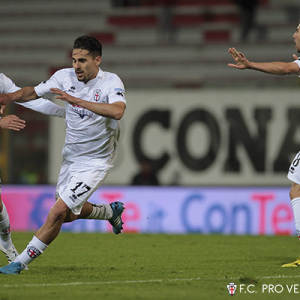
left=0, top=233, right=299, bottom=300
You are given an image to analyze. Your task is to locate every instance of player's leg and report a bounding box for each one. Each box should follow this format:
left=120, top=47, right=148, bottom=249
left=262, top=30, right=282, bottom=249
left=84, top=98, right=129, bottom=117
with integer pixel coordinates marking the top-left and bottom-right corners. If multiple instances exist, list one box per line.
left=289, top=182, right=300, bottom=240
left=282, top=153, right=300, bottom=267
left=64, top=202, right=111, bottom=221
left=0, top=198, right=69, bottom=274
left=0, top=198, right=13, bottom=249
left=58, top=164, right=125, bottom=234
left=64, top=201, right=125, bottom=234
left=0, top=180, right=19, bottom=263
left=35, top=198, right=70, bottom=245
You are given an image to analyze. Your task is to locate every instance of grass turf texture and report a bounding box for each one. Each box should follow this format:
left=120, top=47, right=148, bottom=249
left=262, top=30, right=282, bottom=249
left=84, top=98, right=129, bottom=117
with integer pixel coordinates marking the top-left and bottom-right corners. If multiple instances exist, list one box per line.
left=0, top=233, right=299, bottom=300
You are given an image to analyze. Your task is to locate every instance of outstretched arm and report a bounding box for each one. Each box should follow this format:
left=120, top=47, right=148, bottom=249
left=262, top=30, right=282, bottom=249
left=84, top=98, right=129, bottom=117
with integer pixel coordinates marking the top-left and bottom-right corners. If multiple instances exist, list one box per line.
left=228, top=47, right=300, bottom=75
left=0, top=87, right=38, bottom=106
left=17, top=99, right=66, bottom=118
left=0, top=87, right=39, bottom=114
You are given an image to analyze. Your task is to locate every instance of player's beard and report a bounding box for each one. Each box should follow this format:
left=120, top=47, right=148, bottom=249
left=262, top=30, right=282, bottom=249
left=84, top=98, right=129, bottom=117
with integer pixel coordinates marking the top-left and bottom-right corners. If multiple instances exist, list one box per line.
left=76, top=71, right=86, bottom=82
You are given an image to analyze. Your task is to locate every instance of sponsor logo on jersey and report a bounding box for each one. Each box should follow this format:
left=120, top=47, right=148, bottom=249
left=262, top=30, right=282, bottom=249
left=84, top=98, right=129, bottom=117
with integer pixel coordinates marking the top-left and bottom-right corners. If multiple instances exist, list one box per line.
left=71, top=104, right=93, bottom=119
left=114, top=88, right=125, bottom=98
left=68, top=86, right=76, bottom=93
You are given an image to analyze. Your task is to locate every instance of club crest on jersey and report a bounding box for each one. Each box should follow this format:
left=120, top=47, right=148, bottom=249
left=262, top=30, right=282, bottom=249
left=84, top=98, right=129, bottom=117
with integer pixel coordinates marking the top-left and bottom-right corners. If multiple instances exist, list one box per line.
left=93, top=89, right=101, bottom=102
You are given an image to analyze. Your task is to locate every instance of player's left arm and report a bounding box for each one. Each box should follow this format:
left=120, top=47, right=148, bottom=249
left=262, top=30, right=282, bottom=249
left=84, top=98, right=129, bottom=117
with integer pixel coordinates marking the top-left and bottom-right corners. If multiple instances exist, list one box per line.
left=17, top=99, right=66, bottom=118
left=50, top=88, right=125, bottom=120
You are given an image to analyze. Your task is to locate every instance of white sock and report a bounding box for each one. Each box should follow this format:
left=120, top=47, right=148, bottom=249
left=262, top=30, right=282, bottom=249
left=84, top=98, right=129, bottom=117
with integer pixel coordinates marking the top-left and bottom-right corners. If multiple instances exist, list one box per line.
left=291, top=197, right=300, bottom=240
left=15, top=236, right=48, bottom=267
left=0, top=202, right=13, bottom=250
left=86, top=204, right=113, bottom=220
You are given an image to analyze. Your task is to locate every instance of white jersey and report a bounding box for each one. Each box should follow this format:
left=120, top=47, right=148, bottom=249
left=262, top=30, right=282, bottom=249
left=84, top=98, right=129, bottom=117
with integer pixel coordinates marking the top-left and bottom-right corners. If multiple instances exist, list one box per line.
left=0, top=73, right=65, bottom=118
left=34, top=68, right=126, bottom=165
left=294, top=59, right=300, bottom=73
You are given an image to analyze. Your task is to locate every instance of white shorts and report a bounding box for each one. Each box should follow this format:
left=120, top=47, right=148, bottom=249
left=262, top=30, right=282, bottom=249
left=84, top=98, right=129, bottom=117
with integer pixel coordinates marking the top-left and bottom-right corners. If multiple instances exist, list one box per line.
left=56, top=159, right=112, bottom=215
left=287, top=151, right=300, bottom=185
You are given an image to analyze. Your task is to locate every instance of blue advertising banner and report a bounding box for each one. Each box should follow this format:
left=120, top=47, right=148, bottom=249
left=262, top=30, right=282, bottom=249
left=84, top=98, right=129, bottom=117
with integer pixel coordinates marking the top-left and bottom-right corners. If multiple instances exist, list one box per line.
left=2, top=185, right=295, bottom=235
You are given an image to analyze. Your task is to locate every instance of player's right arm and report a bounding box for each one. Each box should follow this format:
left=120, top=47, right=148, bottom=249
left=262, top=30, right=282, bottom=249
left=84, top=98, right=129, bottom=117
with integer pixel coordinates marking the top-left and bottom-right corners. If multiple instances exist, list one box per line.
left=0, top=87, right=38, bottom=106
left=228, top=47, right=300, bottom=75
left=0, top=73, right=65, bottom=118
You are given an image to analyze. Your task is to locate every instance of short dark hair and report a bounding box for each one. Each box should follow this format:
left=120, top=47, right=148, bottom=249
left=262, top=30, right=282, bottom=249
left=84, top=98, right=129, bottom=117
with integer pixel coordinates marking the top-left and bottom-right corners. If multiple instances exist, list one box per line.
left=73, top=35, right=102, bottom=57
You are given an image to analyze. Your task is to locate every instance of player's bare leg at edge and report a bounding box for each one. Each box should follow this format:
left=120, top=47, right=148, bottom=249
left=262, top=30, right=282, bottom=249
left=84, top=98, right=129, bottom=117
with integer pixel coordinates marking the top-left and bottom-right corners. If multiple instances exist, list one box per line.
left=281, top=182, right=300, bottom=267
left=0, top=200, right=19, bottom=264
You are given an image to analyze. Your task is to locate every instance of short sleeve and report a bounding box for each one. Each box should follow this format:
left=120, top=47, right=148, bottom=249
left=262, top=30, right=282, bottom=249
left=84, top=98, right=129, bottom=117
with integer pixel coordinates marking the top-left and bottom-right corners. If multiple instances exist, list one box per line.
left=0, top=73, right=19, bottom=93
left=108, top=75, right=126, bottom=104
left=34, top=70, right=64, bottom=98
left=293, top=59, right=300, bottom=69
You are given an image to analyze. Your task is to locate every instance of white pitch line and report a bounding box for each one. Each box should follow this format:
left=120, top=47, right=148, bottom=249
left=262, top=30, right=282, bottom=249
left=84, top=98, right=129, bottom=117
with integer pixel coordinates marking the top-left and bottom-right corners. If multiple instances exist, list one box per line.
left=1, top=275, right=300, bottom=288
left=1, top=278, right=203, bottom=288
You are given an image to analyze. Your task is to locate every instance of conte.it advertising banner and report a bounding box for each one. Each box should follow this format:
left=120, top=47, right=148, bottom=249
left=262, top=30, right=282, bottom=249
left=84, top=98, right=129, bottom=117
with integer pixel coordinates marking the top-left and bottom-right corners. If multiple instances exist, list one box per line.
left=2, top=185, right=296, bottom=235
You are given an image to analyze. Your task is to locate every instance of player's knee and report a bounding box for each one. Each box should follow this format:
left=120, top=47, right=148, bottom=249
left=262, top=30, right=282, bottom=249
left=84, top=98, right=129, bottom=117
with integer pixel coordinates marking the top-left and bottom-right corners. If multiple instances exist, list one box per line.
left=63, top=211, right=78, bottom=223
left=289, top=182, right=300, bottom=200
left=48, top=202, right=69, bottom=224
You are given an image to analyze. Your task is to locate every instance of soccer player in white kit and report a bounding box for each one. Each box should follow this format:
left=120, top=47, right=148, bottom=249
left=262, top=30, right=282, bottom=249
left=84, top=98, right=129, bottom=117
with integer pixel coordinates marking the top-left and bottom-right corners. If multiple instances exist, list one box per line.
left=227, top=24, right=300, bottom=267
left=0, top=72, right=65, bottom=264
left=0, top=35, right=126, bottom=274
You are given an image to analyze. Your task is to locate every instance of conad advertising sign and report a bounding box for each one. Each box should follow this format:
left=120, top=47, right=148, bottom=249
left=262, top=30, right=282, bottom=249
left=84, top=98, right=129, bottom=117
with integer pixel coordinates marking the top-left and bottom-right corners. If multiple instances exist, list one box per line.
left=2, top=186, right=295, bottom=235
left=49, top=89, right=300, bottom=186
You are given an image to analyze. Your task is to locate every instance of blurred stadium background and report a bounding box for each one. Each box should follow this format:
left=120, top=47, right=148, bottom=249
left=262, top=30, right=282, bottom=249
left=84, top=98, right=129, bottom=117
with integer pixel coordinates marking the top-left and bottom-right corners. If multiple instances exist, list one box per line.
left=1, top=0, right=300, bottom=235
